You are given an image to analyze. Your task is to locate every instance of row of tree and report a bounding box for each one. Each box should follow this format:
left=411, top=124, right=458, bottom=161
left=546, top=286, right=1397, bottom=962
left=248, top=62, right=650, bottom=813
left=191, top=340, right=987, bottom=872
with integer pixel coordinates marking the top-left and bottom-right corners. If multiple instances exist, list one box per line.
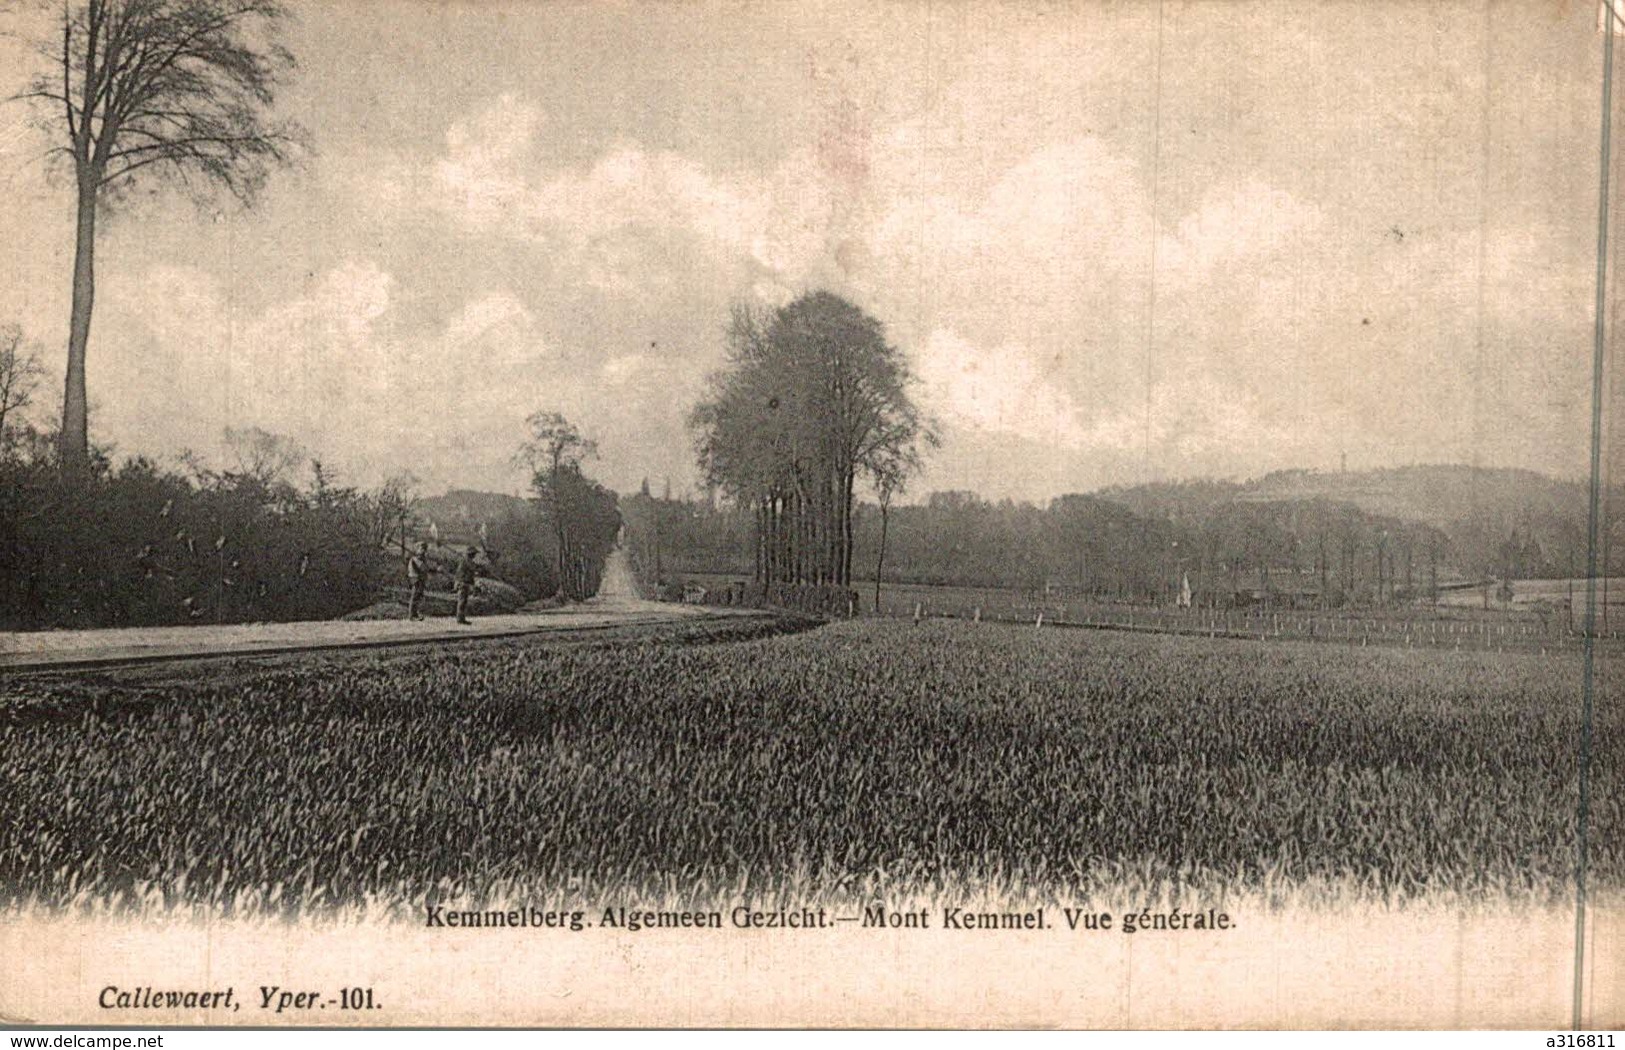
left=657, top=291, right=1485, bottom=610
left=621, top=483, right=750, bottom=598
left=1098, top=467, right=1620, bottom=585
left=621, top=488, right=1474, bottom=609
left=689, top=293, right=933, bottom=591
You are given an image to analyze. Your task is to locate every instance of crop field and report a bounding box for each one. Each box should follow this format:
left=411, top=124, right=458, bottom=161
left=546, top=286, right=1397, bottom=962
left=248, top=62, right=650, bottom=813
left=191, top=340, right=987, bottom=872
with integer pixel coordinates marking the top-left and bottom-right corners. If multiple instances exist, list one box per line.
left=0, top=618, right=1617, bottom=919
left=873, top=590, right=1583, bottom=652
left=681, top=572, right=1607, bottom=651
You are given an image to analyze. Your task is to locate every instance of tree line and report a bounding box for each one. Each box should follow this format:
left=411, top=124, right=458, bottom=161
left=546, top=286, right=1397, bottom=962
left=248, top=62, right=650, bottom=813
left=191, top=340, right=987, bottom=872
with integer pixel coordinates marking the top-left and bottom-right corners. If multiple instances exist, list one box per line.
left=621, top=488, right=1478, bottom=610
left=639, top=291, right=1487, bottom=611
left=0, top=405, right=622, bottom=628
left=688, top=292, right=932, bottom=598
left=0, top=423, right=408, bottom=629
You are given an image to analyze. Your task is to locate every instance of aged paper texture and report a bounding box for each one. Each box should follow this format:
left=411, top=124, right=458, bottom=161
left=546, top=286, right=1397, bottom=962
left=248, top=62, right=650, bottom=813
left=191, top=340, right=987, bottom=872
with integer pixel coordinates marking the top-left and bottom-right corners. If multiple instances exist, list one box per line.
left=0, top=0, right=1619, bottom=1030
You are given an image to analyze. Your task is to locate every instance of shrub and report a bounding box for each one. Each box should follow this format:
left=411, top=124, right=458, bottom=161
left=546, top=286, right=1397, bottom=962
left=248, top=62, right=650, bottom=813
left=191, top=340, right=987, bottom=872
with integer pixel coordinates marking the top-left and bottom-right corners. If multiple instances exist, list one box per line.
left=0, top=450, right=391, bottom=629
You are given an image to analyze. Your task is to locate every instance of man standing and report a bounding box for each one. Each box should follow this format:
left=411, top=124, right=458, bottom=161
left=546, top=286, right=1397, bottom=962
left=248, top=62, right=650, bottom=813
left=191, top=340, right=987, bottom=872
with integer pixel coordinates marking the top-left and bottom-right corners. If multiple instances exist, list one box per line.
left=455, top=546, right=478, bottom=625
left=406, top=541, right=430, bottom=621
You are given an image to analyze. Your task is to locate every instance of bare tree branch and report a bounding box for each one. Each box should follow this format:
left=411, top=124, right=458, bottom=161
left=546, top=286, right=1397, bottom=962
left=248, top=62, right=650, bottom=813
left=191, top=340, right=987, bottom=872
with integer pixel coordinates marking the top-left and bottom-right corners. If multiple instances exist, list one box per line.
left=11, top=0, right=305, bottom=465
left=0, top=324, right=48, bottom=442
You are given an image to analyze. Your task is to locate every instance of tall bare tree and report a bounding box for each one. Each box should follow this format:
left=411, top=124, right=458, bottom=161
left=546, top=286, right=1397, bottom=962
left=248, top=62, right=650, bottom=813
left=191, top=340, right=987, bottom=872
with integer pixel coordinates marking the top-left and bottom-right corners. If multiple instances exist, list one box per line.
left=516, top=411, right=598, bottom=588
left=373, top=470, right=420, bottom=556
left=867, top=440, right=922, bottom=615
left=19, top=0, right=302, bottom=468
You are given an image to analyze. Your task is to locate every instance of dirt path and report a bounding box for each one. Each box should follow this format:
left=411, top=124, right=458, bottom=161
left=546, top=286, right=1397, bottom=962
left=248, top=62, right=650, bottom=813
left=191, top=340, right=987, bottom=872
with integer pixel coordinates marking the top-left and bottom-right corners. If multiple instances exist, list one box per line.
left=0, top=547, right=742, bottom=672
left=596, top=540, right=643, bottom=601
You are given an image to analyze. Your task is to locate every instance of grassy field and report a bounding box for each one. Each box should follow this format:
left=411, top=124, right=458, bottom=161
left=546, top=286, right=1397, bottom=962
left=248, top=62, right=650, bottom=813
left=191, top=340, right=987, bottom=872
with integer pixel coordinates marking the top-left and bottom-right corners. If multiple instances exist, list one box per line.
left=682, top=572, right=1599, bottom=651
left=0, top=618, right=1616, bottom=919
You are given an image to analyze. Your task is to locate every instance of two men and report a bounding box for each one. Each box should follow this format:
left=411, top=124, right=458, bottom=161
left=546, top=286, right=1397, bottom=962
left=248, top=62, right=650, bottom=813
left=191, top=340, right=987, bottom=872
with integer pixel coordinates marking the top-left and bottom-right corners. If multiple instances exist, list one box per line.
left=406, top=542, right=480, bottom=624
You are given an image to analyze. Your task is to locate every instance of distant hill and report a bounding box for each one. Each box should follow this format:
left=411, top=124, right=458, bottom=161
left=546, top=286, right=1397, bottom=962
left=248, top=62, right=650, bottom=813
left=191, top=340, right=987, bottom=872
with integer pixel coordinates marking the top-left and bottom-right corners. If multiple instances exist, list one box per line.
left=1099, top=465, right=1619, bottom=579
left=416, top=490, right=530, bottom=540
left=1099, top=465, right=1595, bottom=527
left=1240, top=465, right=1594, bottom=531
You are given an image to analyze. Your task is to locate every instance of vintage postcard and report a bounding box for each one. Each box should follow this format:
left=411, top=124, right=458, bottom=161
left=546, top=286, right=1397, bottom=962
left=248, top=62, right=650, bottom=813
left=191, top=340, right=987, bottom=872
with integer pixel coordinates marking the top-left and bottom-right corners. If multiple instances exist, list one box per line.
left=0, top=0, right=1619, bottom=1030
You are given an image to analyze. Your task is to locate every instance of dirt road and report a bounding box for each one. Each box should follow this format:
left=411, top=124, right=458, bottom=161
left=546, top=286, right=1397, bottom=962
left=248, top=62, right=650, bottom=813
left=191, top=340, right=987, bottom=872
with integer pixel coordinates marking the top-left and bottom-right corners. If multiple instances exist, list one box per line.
left=0, top=547, right=743, bottom=672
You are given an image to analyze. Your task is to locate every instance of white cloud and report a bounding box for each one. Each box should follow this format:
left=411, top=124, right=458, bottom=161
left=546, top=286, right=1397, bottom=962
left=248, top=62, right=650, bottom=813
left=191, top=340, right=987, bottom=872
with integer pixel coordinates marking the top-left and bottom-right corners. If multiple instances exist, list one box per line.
left=445, top=292, right=535, bottom=349
left=1158, top=180, right=1322, bottom=280
left=101, top=261, right=669, bottom=491
left=366, top=96, right=844, bottom=300
left=907, top=326, right=1303, bottom=470
left=915, top=330, right=1089, bottom=449
left=89, top=261, right=380, bottom=473
left=433, top=94, right=544, bottom=226
left=92, top=58, right=1598, bottom=500
left=230, top=260, right=396, bottom=423
left=404, top=97, right=777, bottom=280
left=600, top=353, right=647, bottom=386
left=527, top=146, right=758, bottom=253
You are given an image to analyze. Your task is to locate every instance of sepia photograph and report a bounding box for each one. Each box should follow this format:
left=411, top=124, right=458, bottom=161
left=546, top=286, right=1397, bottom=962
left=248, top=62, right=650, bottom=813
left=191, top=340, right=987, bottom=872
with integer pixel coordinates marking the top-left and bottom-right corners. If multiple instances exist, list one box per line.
left=0, top=0, right=1620, bottom=1031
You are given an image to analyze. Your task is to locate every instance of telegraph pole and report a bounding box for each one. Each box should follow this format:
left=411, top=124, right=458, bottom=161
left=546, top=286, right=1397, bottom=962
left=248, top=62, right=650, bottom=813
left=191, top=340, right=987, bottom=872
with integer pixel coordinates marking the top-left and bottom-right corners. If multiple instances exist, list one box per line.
left=1575, top=0, right=1616, bottom=1028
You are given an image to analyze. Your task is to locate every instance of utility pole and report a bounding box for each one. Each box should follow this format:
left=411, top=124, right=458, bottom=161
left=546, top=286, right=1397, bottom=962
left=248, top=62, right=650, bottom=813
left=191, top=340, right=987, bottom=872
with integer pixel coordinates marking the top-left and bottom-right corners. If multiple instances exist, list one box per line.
left=1575, top=0, right=1616, bottom=1027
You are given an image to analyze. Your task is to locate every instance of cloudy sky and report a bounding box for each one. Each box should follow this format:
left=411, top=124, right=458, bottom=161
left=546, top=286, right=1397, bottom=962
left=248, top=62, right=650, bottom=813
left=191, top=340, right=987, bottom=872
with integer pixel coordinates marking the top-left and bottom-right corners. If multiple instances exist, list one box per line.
left=0, top=0, right=1618, bottom=501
